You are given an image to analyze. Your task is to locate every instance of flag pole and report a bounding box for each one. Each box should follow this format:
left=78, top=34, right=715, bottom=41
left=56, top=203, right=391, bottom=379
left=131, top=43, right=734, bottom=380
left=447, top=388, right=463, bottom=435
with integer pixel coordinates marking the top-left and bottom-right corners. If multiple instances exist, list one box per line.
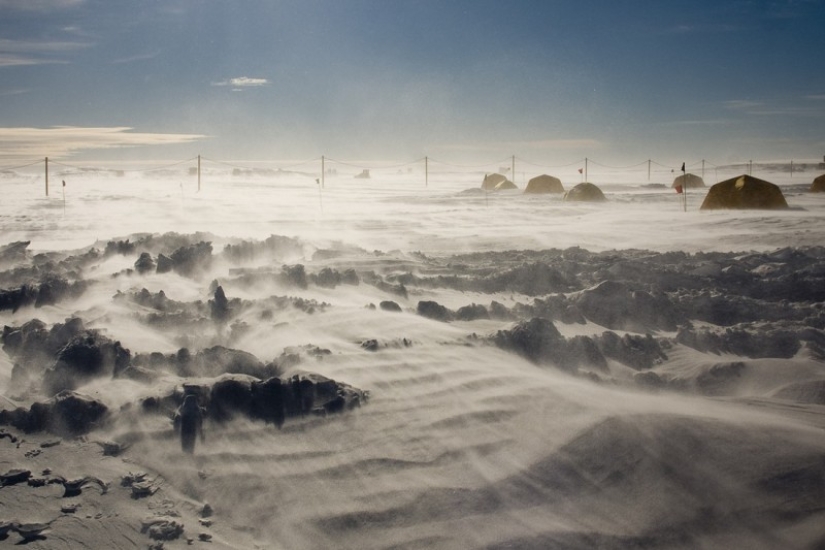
left=511, top=155, right=515, bottom=185
left=682, top=162, right=687, bottom=212
left=425, top=156, right=428, bottom=187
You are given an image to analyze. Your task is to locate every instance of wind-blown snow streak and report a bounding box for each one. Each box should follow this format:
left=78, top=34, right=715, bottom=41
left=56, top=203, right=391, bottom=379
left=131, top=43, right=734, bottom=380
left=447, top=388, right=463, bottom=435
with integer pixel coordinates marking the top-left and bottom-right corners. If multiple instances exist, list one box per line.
left=1, top=167, right=824, bottom=549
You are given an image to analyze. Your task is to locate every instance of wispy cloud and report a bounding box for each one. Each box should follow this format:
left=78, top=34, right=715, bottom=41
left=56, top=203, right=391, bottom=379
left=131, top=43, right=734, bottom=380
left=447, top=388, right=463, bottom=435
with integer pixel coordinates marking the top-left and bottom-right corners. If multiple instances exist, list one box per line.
left=112, top=50, right=160, bottom=65
left=0, top=38, right=89, bottom=53
left=441, top=138, right=602, bottom=153
left=0, top=53, right=67, bottom=67
left=764, top=0, right=817, bottom=19
left=211, top=76, right=269, bottom=90
left=507, top=138, right=602, bottom=150
left=745, top=107, right=825, bottom=117
left=723, top=100, right=763, bottom=111
left=723, top=98, right=825, bottom=117
left=0, top=127, right=207, bottom=158
left=0, top=38, right=92, bottom=67
left=661, top=22, right=746, bottom=35
left=0, top=0, right=84, bottom=10
left=665, top=119, right=731, bottom=126
left=0, top=88, right=30, bottom=97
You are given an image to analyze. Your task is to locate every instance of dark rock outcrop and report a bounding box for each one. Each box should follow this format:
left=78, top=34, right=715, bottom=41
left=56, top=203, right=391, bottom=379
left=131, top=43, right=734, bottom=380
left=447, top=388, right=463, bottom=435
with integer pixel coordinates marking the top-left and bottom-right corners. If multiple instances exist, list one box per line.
left=104, top=239, right=136, bottom=256
left=694, top=361, right=746, bottom=395
left=675, top=327, right=802, bottom=359
left=311, top=267, right=359, bottom=288
left=42, top=332, right=131, bottom=395
left=209, top=285, right=234, bottom=323
left=143, top=372, right=367, bottom=428
left=3, top=318, right=87, bottom=388
left=0, top=285, right=37, bottom=312
left=493, top=318, right=568, bottom=367
left=0, top=276, right=87, bottom=312
left=183, top=346, right=276, bottom=379
left=455, top=303, right=489, bottom=321
left=417, top=300, right=453, bottom=322
left=492, top=318, right=667, bottom=373
left=134, top=252, right=155, bottom=274
left=593, top=331, right=668, bottom=370
left=574, top=281, right=683, bottom=332
left=0, top=391, right=108, bottom=436
left=155, top=254, right=173, bottom=274
left=281, top=264, right=308, bottom=289
left=0, top=241, right=30, bottom=266
left=379, top=300, right=402, bottom=312
left=208, top=374, right=258, bottom=422
left=167, top=241, right=213, bottom=276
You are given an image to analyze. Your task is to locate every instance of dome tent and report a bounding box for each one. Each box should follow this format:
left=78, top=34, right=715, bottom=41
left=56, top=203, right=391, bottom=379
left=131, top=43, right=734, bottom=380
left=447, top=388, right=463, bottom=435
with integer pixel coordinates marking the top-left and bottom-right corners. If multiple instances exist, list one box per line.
left=699, top=174, right=788, bottom=210
left=563, top=182, right=606, bottom=202
left=481, top=173, right=512, bottom=191
left=811, top=174, right=825, bottom=192
left=672, top=173, right=705, bottom=191
left=525, top=174, right=564, bottom=194
left=494, top=179, right=518, bottom=191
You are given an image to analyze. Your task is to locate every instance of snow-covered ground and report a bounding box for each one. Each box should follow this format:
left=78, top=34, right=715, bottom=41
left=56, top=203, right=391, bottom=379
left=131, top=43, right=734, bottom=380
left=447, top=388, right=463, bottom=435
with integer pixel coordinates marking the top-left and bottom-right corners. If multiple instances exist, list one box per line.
left=1, top=165, right=824, bottom=549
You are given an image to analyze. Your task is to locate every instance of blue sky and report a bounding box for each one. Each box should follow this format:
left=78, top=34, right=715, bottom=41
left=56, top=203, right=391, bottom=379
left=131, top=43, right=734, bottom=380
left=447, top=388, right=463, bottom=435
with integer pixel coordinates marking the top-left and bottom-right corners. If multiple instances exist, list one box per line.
left=1, top=0, right=824, bottom=164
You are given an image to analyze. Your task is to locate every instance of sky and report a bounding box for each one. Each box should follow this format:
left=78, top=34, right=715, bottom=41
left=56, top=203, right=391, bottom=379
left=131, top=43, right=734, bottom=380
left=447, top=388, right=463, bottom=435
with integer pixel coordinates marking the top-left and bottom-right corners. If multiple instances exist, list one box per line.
left=0, top=0, right=824, bottom=165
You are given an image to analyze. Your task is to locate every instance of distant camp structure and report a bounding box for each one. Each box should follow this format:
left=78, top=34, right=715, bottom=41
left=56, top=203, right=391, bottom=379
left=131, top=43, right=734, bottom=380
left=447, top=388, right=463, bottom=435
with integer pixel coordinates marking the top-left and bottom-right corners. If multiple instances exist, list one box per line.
left=354, top=169, right=370, bottom=179
left=700, top=174, right=788, bottom=210
left=481, top=173, right=517, bottom=191
left=811, top=174, right=825, bottom=192
left=563, top=182, right=606, bottom=202
left=672, top=173, right=705, bottom=192
left=494, top=179, right=517, bottom=191
left=524, top=174, right=564, bottom=194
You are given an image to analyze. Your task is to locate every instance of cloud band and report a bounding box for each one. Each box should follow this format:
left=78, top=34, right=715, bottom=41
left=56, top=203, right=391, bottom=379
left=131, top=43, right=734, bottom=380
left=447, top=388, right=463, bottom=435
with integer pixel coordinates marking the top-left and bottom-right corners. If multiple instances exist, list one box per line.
left=0, top=126, right=207, bottom=158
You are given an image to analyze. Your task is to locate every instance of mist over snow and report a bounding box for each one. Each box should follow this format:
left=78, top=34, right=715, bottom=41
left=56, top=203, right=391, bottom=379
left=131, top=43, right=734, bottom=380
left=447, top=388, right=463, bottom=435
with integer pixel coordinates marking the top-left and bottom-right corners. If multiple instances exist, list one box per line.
left=1, top=163, right=825, bottom=549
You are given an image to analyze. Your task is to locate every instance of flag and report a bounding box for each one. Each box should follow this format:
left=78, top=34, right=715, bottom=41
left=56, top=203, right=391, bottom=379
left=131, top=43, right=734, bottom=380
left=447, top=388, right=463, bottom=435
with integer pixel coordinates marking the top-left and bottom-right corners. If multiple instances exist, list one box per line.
left=680, top=162, right=685, bottom=172
left=675, top=184, right=683, bottom=194
left=578, top=168, right=583, bottom=174
left=62, top=180, right=66, bottom=187
left=315, top=178, right=320, bottom=185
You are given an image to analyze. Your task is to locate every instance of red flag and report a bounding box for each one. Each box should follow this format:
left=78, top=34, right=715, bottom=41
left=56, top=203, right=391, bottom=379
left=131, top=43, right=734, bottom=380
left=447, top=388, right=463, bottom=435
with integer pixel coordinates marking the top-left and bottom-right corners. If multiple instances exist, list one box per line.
left=578, top=168, right=583, bottom=174
left=675, top=184, right=683, bottom=194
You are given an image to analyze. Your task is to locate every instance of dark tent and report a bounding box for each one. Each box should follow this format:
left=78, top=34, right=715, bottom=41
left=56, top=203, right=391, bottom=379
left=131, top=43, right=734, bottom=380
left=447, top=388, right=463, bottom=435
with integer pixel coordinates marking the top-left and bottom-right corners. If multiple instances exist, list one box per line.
left=811, top=174, right=825, bottom=192
left=563, top=182, right=606, bottom=202
left=481, top=173, right=510, bottom=191
left=494, top=179, right=518, bottom=191
left=525, top=174, right=564, bottom=194
left=700, top=174, right=788, bottom=210
left=672, top=173, right=705, bottom=191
